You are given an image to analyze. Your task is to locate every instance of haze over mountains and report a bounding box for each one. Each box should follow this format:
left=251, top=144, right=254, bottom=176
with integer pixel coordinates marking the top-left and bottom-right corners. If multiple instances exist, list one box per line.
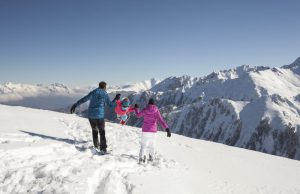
left=0, top=79, right=160, bottom=110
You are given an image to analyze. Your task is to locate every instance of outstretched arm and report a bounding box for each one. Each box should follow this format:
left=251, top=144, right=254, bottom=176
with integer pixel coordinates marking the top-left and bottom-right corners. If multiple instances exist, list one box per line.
left=75, top=91, right=93, bottom=107
left=156, top=110, right=171, bottom=137
left=71, top=91, right=93, bottom=113
left=156, top=110, right=168, bottom=129
left=105, top=93, right=117, bottom=108
left=127, top=107, right=135, bottom=113
left=135, top=108, right=145, bottom=118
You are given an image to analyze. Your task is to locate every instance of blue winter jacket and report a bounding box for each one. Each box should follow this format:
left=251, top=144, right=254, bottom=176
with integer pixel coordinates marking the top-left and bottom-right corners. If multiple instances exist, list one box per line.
left=75, top=88, right=116, bottom=119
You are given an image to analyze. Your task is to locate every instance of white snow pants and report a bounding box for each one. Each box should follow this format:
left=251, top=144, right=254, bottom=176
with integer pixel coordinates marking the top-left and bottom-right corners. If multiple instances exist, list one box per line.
left=139, top=132, right=156, bottom=159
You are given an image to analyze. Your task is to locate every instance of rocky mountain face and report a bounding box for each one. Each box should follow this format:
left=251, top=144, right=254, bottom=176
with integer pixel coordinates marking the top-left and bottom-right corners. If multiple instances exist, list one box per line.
left=127, top=58, right=300, bottom=160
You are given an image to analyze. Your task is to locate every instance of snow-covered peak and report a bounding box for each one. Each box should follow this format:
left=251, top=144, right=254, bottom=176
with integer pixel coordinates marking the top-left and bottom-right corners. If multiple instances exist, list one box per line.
left=203, top=65, right=271, bottom=82
left=151, top=75, right=196, bottom=92
left=281, top=57, right=300, bottom=75
left=106, top=78, right=161, bottom=93
left=282, top=57, right=300, bottom=68
left=293, top=57, right=300, bottom=66
left=46, top=83, right=71, bottom=94
left=117, top=78, right=160, bottom=93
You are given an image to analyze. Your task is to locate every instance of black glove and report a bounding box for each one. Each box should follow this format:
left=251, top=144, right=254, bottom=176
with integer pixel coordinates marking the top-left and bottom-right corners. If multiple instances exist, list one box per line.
left=134, top=104, right=139, bottom=108
left=70, top=104, right=76, bottom=114
left=114, top=93, right=121, bottom=101
left=166, top=128, right=171, bottom=137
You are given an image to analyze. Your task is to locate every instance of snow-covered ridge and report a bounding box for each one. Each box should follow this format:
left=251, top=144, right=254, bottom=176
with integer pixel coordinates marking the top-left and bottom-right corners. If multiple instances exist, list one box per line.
left=127, top=57, right=300, bottom=160
left=203, top=65, right=271, bottom=81
left=282, top=57, right=300, bottom=75
left=107, top=78, right=161, bottom=93
left=1, top=105, right=300, bottom=194
left=282, top=57, right=300, bottom=69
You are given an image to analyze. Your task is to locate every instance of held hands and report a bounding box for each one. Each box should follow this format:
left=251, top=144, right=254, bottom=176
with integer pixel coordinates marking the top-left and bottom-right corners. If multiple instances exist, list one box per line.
left=70, top=104, right=76, bottom=114
left=166, top=128, right=171, bottom=137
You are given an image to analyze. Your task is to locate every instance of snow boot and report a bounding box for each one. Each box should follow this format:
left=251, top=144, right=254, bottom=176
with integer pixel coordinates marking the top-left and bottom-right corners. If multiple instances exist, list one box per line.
left=139, top=155, right=147, bottom=164
left=138, top=158, right=143, bottom=164
left=100, top=148, right=107, bottom=155
left=148, top=154, right=153, bottom=162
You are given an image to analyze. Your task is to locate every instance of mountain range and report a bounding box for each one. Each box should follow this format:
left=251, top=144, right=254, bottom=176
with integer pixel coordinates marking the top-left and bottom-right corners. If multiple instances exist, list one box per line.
left=1, top=58, right=300, bottom=160
left=128, top=57, right=300, bottom=160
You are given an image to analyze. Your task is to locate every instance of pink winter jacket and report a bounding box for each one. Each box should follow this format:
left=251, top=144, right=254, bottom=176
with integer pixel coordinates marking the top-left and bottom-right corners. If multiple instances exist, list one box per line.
left=115, top=100, right=135, bottom=116
left=135, top=104, right=168, bottom=133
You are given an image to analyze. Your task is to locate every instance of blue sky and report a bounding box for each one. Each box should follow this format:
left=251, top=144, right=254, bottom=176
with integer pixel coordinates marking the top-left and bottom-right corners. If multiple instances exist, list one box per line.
left=0, top=0, right=299, bottom=86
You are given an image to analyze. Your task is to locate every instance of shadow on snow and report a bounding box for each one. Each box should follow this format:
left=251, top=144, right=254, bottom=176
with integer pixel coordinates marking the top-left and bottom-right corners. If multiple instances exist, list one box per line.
left=19, top=130, right=88, bottom=145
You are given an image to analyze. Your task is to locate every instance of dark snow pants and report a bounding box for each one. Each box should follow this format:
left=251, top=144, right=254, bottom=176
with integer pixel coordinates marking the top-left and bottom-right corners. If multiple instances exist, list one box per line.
left=88, top=118, right=107, bottom=150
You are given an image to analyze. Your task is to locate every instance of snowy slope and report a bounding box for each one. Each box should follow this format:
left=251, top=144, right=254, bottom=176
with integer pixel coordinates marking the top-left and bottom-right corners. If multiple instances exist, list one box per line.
left=128, top=57, right=300, bottom=160
left=1, top=105, right=300, bottom=194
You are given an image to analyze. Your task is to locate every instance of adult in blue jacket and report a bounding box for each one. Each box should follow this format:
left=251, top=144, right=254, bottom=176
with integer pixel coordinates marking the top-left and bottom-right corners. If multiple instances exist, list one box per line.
left=70, top=81, right=120, bottom=153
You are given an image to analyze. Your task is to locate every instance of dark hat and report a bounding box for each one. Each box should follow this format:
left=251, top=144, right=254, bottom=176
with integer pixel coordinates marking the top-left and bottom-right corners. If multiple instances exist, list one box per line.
left=148, top=98, right=155, bottom=105
left=99, top=81, right=107, bottom=89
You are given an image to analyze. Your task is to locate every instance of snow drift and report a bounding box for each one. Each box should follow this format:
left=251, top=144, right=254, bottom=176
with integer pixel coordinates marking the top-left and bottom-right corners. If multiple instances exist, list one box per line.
left=0, top=105, right=300, bottom=194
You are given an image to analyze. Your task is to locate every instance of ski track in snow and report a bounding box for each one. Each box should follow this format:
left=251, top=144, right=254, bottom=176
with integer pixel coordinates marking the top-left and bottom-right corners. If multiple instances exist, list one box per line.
left=0, top=117, right=176, bottom=194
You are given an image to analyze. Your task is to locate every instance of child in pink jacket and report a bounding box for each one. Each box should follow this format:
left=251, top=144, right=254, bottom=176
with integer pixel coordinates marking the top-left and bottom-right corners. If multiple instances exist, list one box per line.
left=134, top=98, right=171, bottom=163
left=115, top=98, right=135, bottom=125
